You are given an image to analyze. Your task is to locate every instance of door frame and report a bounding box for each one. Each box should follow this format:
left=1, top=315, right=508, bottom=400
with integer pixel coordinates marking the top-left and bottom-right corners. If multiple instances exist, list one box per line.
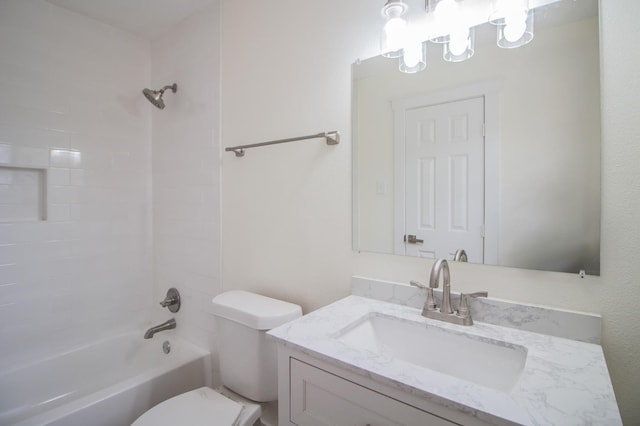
left=392, top=80, right=501, bottom=264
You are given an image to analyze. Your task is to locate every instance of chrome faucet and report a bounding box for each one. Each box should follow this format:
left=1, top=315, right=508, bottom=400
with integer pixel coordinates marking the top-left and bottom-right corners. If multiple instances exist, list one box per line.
left=430, top=258, right=453, bottom=314
left=410, top=259, right=487, bottom=326
left=453, top=249, right=468, bottom=262
left=144, top=318, right=176, bottom=339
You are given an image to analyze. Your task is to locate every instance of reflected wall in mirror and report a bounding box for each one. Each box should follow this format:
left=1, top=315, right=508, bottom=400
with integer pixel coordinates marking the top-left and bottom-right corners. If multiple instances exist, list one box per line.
left=353, top=0, right=600, bottom=275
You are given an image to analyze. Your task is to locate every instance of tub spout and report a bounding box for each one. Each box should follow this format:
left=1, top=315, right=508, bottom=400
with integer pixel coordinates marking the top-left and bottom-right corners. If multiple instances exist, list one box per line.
left=144, top=318, right=176, bottom=339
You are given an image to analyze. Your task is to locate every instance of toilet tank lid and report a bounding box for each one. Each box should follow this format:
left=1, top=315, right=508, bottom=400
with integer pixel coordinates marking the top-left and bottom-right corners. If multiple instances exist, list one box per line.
left=211, top=291, right=302, bottom=330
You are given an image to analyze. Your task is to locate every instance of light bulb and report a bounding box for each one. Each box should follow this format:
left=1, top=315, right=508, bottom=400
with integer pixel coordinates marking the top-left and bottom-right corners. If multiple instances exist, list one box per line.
left=403, top=43, right=421, bottom=68
left=503, top=11, right=527, bottom=42
left=449, top=28, right=469, bottom=56
left=400, top=41, right=426, bottom=73
left=435, top=0, right=458, bottom=36
left=383, top=17, right=407, bottom=52
left=496, top=8, right=534, bottom=48
left=380, top=0, right=408, bottom=58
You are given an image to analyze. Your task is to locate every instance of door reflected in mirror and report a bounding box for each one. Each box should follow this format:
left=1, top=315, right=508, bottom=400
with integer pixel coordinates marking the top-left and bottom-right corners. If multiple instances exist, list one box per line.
left=353, top=0, right=600, bottom=275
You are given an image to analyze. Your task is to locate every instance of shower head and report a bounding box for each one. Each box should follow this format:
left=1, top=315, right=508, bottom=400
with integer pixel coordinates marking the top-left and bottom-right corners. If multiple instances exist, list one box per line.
left=142, top=83, right=177, bottom=109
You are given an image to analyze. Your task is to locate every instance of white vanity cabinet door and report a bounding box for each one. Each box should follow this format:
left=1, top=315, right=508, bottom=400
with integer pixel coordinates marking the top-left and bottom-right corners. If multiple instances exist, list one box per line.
left=290, top=358, right=458, bottom=426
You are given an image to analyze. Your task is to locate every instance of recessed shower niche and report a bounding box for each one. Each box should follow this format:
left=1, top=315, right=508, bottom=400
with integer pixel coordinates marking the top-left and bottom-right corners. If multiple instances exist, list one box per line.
left=0, top=166, right=47, bottom=222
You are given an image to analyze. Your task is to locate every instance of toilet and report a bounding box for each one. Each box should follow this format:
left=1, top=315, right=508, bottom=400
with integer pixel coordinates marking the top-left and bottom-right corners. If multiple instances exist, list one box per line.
left=132, top=290, right=302, bottom=426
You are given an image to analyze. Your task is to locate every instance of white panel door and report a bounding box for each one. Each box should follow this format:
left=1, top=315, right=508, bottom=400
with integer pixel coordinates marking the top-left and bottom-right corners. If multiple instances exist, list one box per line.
left=403, top=97, right=485, bottom=261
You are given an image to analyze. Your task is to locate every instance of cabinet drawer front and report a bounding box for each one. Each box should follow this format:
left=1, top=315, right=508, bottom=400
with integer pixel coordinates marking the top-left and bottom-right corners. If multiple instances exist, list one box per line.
left=290, top=358, right=458, bottom=426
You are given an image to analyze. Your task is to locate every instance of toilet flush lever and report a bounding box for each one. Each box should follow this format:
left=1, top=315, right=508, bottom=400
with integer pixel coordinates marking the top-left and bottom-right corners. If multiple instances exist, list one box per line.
left=160, top=288, right=181, bottom=313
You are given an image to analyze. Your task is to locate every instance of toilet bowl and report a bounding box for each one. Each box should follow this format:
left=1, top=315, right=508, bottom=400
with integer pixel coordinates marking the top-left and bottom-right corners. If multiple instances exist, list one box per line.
left=131, top=387, right=261, bottom=426
left=131, top=291, right=302, bottom=426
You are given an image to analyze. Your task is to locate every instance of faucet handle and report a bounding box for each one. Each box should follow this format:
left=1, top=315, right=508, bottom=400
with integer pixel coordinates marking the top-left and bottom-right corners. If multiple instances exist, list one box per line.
left=410, top=280, right=427, bottom=289
left=160, top=288, right=181, bottom=313
left=457, top=292, right=488, bottom=318
left=410, top=281, right=437, bottom=311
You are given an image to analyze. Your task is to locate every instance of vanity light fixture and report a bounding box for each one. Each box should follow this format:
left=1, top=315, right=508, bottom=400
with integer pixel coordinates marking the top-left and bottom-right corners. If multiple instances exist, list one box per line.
left=380, top=0, right=541, bottom=74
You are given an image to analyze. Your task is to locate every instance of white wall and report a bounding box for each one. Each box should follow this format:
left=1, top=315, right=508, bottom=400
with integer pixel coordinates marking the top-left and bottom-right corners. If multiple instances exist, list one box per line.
left=220, top=0, right=640, bottom=423
left=151, top=2, right=222, bottom=352
left=221, top=0, right=378, bottom=311
left=0, top=0, right=152, bottom=369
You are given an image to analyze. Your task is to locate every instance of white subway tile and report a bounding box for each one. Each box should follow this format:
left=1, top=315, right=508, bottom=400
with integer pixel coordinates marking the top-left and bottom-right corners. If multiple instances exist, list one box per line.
left=46, top=203, right=71, bottom=222
left=0, top=244, right=17, bottom=264
left=0, top=145, right=49, bottom=168
left=0, top=125, right=52, bottom=148
left=48, top=185, right=80, bottom=204
left=0, top=102, right=50, bottom=130
left=47, top=168, right=70, bottom=185
left=49, top=148, right=82, bottom=168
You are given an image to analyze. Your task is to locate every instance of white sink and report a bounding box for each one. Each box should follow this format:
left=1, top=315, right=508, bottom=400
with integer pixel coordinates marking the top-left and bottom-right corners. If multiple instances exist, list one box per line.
left=336, top=314, right=527, bottom=392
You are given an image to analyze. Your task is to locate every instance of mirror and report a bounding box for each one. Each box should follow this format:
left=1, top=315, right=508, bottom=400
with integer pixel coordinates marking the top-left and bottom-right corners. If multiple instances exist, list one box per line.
left=353, top=0, right=600, bottom=275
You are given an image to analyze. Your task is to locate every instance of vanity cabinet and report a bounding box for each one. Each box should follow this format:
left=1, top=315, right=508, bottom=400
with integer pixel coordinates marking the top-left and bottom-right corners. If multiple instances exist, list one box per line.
left=277, top=348, right=490, bottom=426
left=289, top=358, right=455, bottom=426
left=270, top=294, right=622, bottom=425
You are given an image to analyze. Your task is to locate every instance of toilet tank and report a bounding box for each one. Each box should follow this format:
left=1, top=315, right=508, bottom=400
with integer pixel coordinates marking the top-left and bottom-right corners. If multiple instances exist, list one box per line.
left=211, top=291, right=302, bottom=402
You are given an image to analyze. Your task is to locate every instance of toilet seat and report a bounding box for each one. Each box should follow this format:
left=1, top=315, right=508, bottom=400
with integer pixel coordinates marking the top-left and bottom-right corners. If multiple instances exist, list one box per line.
left=132, top=387, right=260, bottom=426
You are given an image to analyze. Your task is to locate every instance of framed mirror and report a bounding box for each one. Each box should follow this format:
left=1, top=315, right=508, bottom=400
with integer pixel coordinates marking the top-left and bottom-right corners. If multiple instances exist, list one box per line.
left=353, top=0, right=600, bottom=275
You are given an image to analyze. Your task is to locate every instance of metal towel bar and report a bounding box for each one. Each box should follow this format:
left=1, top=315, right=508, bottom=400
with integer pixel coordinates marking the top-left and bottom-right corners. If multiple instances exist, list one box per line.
left=225, top=131, right=340, bottom=157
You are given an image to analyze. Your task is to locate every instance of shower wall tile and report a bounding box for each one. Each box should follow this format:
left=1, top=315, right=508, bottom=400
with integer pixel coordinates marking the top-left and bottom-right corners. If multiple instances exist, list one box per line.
left=0, top=0, right=153, bottom=370
left=150, top=2, right=221, bottom=353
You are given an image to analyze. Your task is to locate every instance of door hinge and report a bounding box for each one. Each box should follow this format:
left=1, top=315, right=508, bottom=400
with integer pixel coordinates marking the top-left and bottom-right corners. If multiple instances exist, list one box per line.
left=481, top=224, right=486, bottom=238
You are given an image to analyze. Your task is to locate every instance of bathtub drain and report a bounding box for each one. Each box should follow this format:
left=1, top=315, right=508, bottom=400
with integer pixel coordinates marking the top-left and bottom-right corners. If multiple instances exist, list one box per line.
left=162, top=340, right=171, bottom=354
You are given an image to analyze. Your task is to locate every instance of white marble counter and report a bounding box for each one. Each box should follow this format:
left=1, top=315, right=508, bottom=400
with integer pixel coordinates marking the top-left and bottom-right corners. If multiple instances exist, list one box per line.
left=268, top=295, right=621, bottom=425
left=352, top=276, right=603, bottom=344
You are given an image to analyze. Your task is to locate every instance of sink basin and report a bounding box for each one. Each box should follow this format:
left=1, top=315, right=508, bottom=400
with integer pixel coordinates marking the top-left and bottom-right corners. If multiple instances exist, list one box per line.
left=336, top=314, right=527, bottom=392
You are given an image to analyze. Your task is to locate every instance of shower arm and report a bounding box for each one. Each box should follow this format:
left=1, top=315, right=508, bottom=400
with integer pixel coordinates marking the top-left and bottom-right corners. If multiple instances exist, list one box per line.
left=160, top=84, right=177, bottom=94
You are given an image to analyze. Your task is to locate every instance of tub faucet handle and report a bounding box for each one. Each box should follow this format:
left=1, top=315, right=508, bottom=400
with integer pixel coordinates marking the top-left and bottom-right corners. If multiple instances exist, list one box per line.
left=160, top=288, right=181, bottom=313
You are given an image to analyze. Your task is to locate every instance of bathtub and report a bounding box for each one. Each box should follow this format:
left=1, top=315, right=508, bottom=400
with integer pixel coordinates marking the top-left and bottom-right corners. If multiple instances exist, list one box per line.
left=0, top=332, right=211, bottom=426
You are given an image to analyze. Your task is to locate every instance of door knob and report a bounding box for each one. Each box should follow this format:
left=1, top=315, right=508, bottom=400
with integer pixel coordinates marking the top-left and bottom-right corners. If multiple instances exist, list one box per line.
left=404, top=234, right=424, bottom=244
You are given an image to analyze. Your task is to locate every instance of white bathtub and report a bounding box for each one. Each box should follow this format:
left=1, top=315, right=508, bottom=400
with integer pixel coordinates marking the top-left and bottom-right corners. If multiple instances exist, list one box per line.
left=0, top=332, right=211, bottom=426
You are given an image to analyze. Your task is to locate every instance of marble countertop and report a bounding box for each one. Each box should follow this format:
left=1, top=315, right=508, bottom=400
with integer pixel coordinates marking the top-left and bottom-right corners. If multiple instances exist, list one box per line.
left=268, top=295, right=621, bottom=425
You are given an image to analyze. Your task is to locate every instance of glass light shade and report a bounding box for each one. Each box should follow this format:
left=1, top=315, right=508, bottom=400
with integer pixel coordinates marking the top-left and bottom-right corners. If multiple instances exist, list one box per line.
left=427, top=0, right=455, bottom=44
left=381, top=17, right=407, bottom=58
left=399, top=42, right=427, bottom=73
left=430, top=33, right=450, bottom=44
left=380, top=0, right=408, bottom=58
left=497, top=10, right=534, bottom=48
left=443, top=26, right=475, bottom=62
